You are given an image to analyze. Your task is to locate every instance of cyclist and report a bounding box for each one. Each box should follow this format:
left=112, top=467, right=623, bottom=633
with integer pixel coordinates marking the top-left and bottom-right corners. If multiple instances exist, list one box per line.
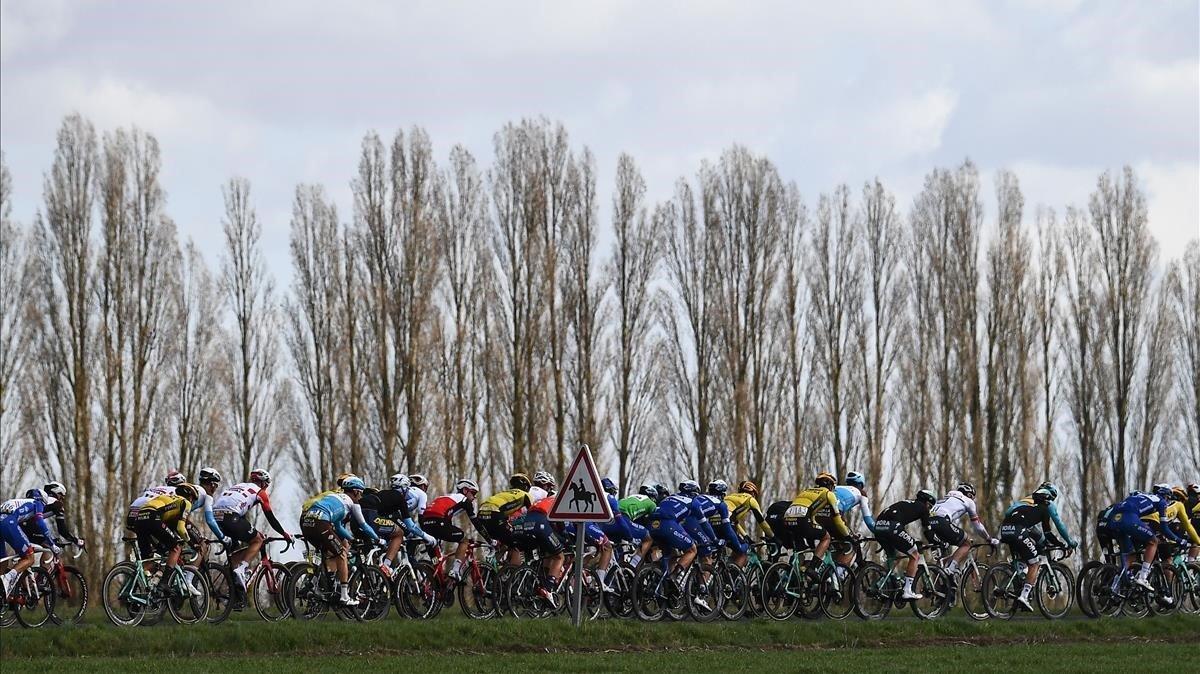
left=474, top=473, right=534, bottom=566
left=927, top=482, right=999, bottom=576
left=1105, top=486, right=1186, bottom=594
left=1001, top=487, right=1079, bottom=611
left=530, top=471, right=556, bottom=502
left=0, top=489, right=61, bottom=600
left=677, top=480, right=719, bottom=559
left=420, top=478, right=479, bottom=582
left=510, top=488, right=566, bottom=604
left=131, top=483, right=204, bottom=596
left=299, top=476, right=381, bottom=606
left=616, top=485, right=659, bottom=567
left=873, top=489, right=938, bottom=601
left=782, top=472, right=850, bottom=561
left=837, top=471, right=877, bottom=533
left=598, top=477, right=652, bottom=575
left=20, top=481, right=85, bottom=553
left=724, top=480, right=774, bottom=543
left=361, top=474, right=437, bottom=579
left=704, top=480, right=748, bottom=566
left=126, top=470, right=188, bottom=533
left=1154, top=486, right=1200, bottom=565
left=407, top=473, right=431, bottom=517
left=647, top=481, right=711, bottom=609
left=212, top=468, right=292, bottom=589
left=191, top=468, right=228, bottom=552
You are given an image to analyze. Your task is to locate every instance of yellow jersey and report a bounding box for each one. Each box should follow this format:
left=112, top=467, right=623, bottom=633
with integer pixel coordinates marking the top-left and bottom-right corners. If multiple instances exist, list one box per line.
left=786, top=487, right=849, bottom=537
left=142, top=493, right=192, bottom=540
left=478, top=489, right=532, bottom=519
left=724, top=492, right=773, bottom=538
left=1142, top=501, right=1200, bottom=546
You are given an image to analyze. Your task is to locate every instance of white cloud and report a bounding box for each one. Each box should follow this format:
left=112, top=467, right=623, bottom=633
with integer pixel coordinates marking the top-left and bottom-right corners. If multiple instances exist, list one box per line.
left=0, top=0, right=75, bottom=62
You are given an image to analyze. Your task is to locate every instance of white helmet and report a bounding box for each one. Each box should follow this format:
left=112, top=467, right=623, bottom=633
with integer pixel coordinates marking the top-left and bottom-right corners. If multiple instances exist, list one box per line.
left=533, top=471, right=555, bottom=488
left=455, top=478, right=479, bottom=494
left=390, top=473, right=411, bottom=491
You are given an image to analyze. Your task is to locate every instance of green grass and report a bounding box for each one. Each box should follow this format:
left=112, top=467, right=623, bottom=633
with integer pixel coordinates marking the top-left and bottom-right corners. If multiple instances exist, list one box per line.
left=2, top=613, right=1196, bottom=661
left=2, top=643, right=1190, bottom=674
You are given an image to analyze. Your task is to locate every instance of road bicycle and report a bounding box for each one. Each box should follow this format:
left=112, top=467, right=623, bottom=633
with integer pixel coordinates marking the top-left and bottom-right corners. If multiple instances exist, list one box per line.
left=507, top=534, right=604, bottom=620
left=402, top=539, right=500, bottom=620
left=204, top=536, right=294, bottom=623
left=101, top=548, right=211, bottom=626
left=949, top=542, right=996, bottom=621
left=983, top=544, right=1074, bottom=620
left=632, top=549, right=722, bottom=622
left=288, top=540, right=389, bottom=621
left=0, top=544, right=58, bottom=628
left=852, top=541, right=953, bottom=620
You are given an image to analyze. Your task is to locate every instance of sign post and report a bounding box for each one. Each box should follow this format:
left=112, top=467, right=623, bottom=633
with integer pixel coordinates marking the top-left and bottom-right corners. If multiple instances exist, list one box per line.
left=547, top=443, right=613, bottom=627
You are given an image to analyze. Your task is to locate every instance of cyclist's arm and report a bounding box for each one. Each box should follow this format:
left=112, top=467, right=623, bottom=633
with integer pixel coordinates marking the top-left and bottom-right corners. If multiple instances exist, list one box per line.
left=349, top=502, right=380, bottom=542
left=1045, top=502, right=1076, bottom=546
left=51, top=503, right=79, bottom=541
left=824, top=493, right=850, bottom=538
left=33, top=510, right=56, bottom=542
left=859, top=494, right=876, bottom=532
left=333, top=516, right=354, bottom=541
left=964, top=498, right=990, bottom=539
left=747, top=497, right=774, bottom=537
left=1175, top=504, right=1200, bottom=546
left=193, top=495, right=225, bottom=539
left=1158, top=501, right=1186, bottom=544
left=256, top=492, right=289, bottom=536
left=172, top=511, right=190, bottom=542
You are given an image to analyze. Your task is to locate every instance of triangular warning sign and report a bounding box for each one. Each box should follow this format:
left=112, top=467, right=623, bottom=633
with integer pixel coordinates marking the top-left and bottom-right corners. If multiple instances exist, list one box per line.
left=548, top=445, right=614, bottom=522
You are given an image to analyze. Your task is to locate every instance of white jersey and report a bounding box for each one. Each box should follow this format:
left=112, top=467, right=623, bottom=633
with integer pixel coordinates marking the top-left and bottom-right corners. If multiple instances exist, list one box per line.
left=213, top=482, right=264, bottom=516
left=529, top=486, right=549, bottom=502
left=130, top=485, right=174, bottom=510
left=405, top=487, right=428, bottom=517
left=932, top=490, right=980, bottom=522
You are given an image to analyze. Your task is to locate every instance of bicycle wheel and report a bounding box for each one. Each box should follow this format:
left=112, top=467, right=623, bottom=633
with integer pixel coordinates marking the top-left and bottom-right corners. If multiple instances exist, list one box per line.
left=1075, top=561, right=1103, bottom=619
left=401, top=561, right=441, bottom=619
left=819, top=564, right=854, bottom=620
left=760, top=562, right=798, bottom=620
left=1145, top=565, right=1176, bottom=616
left=349, top=566, right=390, bottom=621
left=507, top=565, right=547, bottom=619
left=252, top=564, right=293, bottom=621
left=959, top=563, right=990, bottom=620
left=571, top=567, right=604, bottom=621
left=13, top=568, right=55, bottom=628
left=982, top=564, right=1017, bottom=620
left=603, top=564, right=636, bottom=618
left=632, top=565, right=666, bottom=622
left=287, top=562, right=327, bottom=620
left=685, top=563, right=722, bottom=622
left=204, top=562, right=235, bottom=624
left=720, top=564, right=749, bottom=620
left=1179, top=563, right=1200, bottom=615
left=851, top=561, right=891, bottom=620
left=910, top=566, right=952, bottom=620
left=459, top=563, right=500, bottom=620
left=48, top=565, right=88, bottom=626
left=1090, top=565, right=1124, bottom=617
left=101, top=563, right=145, bottom=627
left=1036, top=562, right=1074, bottom=619
left=167, top=565, right=210, bottom=624
left=745, top=563, right=766, bottom=617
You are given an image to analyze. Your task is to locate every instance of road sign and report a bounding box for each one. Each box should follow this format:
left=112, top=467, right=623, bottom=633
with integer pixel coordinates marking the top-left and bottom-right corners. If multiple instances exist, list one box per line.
left=548, top=444, right=614, bottom=522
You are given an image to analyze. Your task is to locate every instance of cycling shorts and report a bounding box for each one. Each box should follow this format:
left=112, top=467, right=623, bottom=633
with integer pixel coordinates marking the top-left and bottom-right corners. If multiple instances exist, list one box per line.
left=132, top=517, right=183, bottom=558
left=682, top=519, right=714, bottom=554
left=648, top=518, right=693, bottom=554
left=874, top=520, right=917, bottom=557
left=999, top=524, right=1040, bottom=563
left=216, top=511, right=257, bottom=544
left=300, top=517, right=344, bottom=558
left=420, top=516, right=464, bottom=544
left=927, top=516, right=966, bottom=546
left=781, top=517, right=824, bottom=550
left=472, top=514, right=515, bottom=546
left=1106, top=508, right=1154, bottom=554
left=371, top=516, right=400, bottom=539
left=599, top=517, right=647, bottom=543
left=512, top=515, right=563, bottom=556
left=0, top=520, right=33, bottom=556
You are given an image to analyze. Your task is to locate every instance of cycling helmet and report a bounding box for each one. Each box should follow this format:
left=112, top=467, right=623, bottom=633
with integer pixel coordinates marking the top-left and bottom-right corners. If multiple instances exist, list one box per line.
left=655, top=484, right=670, bottom=503
left=1151, top=483, right=1173, bottom=499
left=956, top=482, right=976, bottom=499
left=845, top=471, right=865, bottom=490
left=815, top=472, right=836, bottom=489
left=533, top=471, right=556, bottom=488
left=336, top=472, right=356, bottom=488
left=342, top=476, right=367, bottom=491
left=678, top=479, right=701, bottom=495
left=639, top=483, right=659, bottom=499
left=456, top=478, right=479, bottom=495
left=43, top=481, right=66, bottom=499
left=165, top=470, right=186, bottom=486
left=601, top=477, right=618, bottom=496
left=391, top=473, right=412, bottom=491
left=707, top=479, right=728, bottom=497
left=408, top=474, right=429, bottom=490
left=1038, top=481, right=1059, bottom=501
left=175, top=483, right=200, bottom=502
left=738, top=480, right=759, bottom=497
left=915, top=489, right=937, bottom=506
left=1171, top=487, right=1187, bottom=502
left=250, top=468, right=271, bottom=485
left=1188, top=482, right=1199, bottom=497
left=1032, top=487, right=1053, bottom=504
left=198, top=467, right=222, bottom=485
left=24, top=489, right=44, bottom=502
left=508, top=472, right=531, bottom=491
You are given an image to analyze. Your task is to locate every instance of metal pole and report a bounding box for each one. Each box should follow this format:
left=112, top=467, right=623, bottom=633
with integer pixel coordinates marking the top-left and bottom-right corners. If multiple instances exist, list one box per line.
left=572, top=521, right=585, bottom=627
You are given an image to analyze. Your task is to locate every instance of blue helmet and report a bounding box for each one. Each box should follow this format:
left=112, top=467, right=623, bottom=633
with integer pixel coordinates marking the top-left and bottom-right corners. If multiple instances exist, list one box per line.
left=678, top=480, right=701, bottom=496
left=1151, top=483, right=1173, bottom=500
left=24, top=489, right=44, bottom=502
left=601, top=477, right=618, bottom=496
left=342, top=476, right=367, bottom=491
left=1038, top=482, right=1059, bottom=501
left=845, top=471, right=866, bottom=490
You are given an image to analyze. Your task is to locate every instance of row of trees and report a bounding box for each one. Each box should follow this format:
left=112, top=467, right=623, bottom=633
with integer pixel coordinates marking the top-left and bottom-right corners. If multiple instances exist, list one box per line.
left=1, top=115, right=1197, bottom=572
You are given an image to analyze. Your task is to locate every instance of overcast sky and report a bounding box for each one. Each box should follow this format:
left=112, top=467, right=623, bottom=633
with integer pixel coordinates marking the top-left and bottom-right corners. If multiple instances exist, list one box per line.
left=2, top=0, right=1197, bottom=283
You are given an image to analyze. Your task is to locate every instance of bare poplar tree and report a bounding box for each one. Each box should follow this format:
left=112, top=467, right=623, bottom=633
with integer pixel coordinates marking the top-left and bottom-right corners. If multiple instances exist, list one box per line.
left=220, top=177, right=284, bottom=478
left=0, top=152, right=31, bottom=495
left=1169, top=242, right=1200, bottom=474
left=776, top=186, right=814, bottom=495
left=1031, top=208, right=1065, bottom=483
left=808, top=185, right=864, bottom=480
left=26, top=115, right=101, bottom=567
left=606, top=153, right=662, bottom=489
left=1090, top=167, right=1156, bottom=496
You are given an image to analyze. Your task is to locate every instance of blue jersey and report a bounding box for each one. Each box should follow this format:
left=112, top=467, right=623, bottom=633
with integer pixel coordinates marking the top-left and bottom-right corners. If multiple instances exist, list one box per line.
left=305, top=493, right=379, bottom=542
left=0, top=499, right=54, bottom=541
left=1116, top=493, right=1168, bottom=519
left=834, top=485, right=877, bottom=531
left=652, top=494, right=705, bottom=522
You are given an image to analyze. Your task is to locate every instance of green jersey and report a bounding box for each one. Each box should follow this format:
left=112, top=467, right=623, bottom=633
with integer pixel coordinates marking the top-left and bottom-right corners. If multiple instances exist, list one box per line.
left=619, top=494, right=656, bottom=521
